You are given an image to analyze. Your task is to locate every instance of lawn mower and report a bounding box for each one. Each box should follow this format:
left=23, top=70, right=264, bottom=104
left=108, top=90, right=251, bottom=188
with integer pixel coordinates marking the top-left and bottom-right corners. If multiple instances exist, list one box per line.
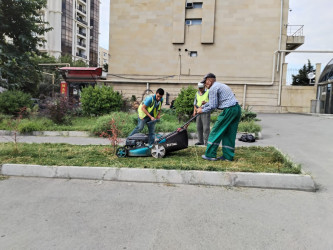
left=116, top=114, right=199, bottom=158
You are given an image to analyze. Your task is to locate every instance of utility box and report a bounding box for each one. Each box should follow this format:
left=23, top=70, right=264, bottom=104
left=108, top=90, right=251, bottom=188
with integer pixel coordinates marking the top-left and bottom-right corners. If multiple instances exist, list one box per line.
left=310, top=100, right=320, bottom=113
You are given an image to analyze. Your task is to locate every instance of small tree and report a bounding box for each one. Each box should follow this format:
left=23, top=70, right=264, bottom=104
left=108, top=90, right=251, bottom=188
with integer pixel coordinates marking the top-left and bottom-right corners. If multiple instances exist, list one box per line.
left=174, top=86, right=197, bottom=121
left=292, top=60, right=315, bottom=86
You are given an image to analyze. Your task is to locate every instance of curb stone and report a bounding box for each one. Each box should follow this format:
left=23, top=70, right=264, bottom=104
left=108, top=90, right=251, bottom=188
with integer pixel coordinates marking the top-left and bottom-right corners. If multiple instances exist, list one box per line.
left=0, top=130, right=91, bottom=137
left=0, top=164, right=316, bottom=192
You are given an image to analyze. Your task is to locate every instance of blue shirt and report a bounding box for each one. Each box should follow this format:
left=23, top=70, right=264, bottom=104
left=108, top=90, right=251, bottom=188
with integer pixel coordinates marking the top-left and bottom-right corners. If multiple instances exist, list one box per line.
left=201, top=81, right=238, bottom=112
left=144, top=95, right=163, bottom=115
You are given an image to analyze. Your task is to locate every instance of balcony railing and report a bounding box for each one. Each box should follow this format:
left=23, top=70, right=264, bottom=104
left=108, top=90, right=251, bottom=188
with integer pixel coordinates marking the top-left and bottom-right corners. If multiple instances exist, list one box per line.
left=78, top=6, right=86, bottom=14
left=77, top=41, right=86, bottom=48
left=76, top=52, right=87, bottom=59
left=77, top=17, right=88, bottom=26
left=78, top=30, right=86, bottom=36
left=286, top=25, right=304, bottom=37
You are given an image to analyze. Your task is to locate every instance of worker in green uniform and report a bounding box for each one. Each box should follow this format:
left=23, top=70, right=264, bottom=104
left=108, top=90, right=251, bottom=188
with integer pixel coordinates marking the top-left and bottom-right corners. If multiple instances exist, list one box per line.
left=197, top=73, right=241, bottom=161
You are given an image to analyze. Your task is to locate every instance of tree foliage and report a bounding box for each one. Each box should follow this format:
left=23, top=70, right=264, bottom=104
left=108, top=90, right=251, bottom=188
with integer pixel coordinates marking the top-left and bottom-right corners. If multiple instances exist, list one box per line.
left=103, top=63, right=108, bottom=72
left=292, top=60, right=315, bottom=86
left=0, top=0, right=51, bottom=96
left=174, top=86, right=197, bottom=121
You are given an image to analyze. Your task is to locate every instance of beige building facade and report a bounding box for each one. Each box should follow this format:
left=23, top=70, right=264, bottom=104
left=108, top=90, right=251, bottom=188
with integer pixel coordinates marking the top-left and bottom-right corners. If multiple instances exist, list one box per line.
left=98, top=47, right=109, bottom=68
left=106, top=0, right=311, bottom=112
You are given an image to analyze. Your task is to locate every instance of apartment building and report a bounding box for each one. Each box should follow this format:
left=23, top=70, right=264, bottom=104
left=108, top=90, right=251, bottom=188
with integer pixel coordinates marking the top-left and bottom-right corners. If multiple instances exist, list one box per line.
left=107, top=0, right=307, bottom=112
left=98, top=47, right=109, bottom=68
left=40, top=0, right=99, bottom=66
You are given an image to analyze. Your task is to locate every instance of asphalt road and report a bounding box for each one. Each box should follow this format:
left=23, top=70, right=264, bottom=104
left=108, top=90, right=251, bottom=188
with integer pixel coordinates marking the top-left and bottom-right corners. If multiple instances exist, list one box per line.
left=1, top=114, right=333, bottom=249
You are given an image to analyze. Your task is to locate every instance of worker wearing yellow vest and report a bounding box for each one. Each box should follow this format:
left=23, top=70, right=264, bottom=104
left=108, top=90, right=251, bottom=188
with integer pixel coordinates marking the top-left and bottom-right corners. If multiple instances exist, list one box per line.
left=129, top=88, right=164, bottom=145
left=193, top=82, right=210, bottom=145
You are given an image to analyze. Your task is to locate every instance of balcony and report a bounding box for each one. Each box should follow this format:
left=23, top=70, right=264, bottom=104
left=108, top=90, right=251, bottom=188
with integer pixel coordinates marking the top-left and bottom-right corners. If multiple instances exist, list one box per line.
left=78, top=6, right=86, bottom=14
left=76, top=52, right=87, bottom=59
left=78, top=30, right=86, bottom=37
left=286, top=25, right=305, bottom=52
left=77, top=17, right=88, bottom=26
left=77, top=41, right=86, bottom=48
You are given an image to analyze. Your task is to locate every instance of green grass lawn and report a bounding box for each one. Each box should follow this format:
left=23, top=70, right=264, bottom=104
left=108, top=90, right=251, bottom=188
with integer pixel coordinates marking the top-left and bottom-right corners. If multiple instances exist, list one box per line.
left=0, top=143, right=300, bottom=174
left=0, top=109, right=262, bottom=135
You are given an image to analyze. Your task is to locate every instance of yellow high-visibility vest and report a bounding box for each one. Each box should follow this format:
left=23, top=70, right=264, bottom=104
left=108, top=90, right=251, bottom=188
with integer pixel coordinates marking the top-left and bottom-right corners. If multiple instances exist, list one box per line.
left=196, top=90, right=209, bottom=107
left=138, top=95, right=162, bottom=119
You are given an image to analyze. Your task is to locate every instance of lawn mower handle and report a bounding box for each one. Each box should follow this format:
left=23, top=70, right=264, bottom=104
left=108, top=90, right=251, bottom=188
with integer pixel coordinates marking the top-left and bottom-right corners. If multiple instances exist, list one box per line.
left=147, top=119, right=160, bottom=125
left=180, top=114, right=200, bottom=129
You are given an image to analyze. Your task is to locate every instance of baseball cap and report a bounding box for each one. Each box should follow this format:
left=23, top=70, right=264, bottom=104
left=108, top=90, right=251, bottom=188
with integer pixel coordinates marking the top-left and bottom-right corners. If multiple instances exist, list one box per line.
left=200, top=73, right=216, bottom=83
left=198, top=82, right=204, bottom=88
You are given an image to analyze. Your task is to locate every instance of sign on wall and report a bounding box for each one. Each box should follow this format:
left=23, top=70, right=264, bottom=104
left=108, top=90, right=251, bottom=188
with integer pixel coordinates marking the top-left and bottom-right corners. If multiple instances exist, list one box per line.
left=60, top=81, right=68, bottom=96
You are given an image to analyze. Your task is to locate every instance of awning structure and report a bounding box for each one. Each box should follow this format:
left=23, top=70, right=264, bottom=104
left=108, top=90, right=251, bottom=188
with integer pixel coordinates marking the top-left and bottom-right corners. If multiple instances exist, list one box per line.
left=59, top=67, right=102, bottom=83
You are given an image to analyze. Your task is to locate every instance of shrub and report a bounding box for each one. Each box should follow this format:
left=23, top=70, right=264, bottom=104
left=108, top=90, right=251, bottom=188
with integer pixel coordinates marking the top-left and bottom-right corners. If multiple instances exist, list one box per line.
left=46, top=96, right=74, bottom=124
left=0, top=90, right=32, bottom=116
left=81, top=85, right=123, bottom=116
left=17, top=118, right=53, bottom=133
left=174, top=86, right=197, bottom=121
left=241, top=106, right=258, bottom=122
left=91, top=112, right=137, bottom=137
left=238, top=120, right=261, bottom=133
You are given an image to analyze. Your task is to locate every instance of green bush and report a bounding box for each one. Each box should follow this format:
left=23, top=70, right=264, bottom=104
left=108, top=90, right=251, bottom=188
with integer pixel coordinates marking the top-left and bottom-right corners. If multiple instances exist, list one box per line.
left=46, top=97, right=74, bottom=125
left=173, top=86, right=197, bottom=121
left=91, top=112, right=137, bottom=137
left=81, top=85, right=123, bottom=116
left=240, top=106, right=258, bottom=122
left=238, top=120, right=261, bottom=133
left=0, top=90, right=32, bottom=116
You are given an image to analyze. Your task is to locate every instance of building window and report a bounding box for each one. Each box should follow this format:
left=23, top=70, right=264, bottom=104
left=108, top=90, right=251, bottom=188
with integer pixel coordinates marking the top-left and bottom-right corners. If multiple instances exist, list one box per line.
left=190, top=51, right=198, bottom=57
left=193, top=3, right=203, bottom=8
left=185, top=19, right=202, bottom=25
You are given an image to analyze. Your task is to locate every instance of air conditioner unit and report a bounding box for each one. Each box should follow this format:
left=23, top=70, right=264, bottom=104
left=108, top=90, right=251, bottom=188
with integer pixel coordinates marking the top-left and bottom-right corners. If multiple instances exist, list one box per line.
left=186, top=2, right=193, bottom=9
left=185, top=20, right=192, bottom=25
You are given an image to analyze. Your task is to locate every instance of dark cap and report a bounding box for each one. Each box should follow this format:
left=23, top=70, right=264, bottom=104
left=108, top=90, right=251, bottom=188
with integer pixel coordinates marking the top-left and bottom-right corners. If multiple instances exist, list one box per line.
left=200, top=73, right=216, bottom=83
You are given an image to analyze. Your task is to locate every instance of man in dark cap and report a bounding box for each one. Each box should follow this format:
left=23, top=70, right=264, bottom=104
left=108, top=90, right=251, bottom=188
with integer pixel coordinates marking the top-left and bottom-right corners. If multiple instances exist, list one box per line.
left=196, top=73, right=241, bottom=161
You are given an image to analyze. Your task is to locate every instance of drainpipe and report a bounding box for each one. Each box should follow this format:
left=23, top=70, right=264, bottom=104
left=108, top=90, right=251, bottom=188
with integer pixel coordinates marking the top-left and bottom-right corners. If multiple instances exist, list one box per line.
left=277, top=0, right=284, bottom=73
left=276, top=0, right=284, bottom=106
left=277, top=51, right=285, bottom=106
left=243, top=84, right=247, bottom=108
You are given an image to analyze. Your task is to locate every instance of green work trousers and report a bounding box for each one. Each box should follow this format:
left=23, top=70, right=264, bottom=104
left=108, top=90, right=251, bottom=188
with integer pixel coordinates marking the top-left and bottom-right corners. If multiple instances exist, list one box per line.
left=205, top=104, right=241, bottom=160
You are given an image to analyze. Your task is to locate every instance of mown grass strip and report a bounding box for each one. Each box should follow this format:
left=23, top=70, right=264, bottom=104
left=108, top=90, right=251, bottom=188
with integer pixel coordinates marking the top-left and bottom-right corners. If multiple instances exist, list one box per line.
left=0, top=143, right=301, bottom=174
